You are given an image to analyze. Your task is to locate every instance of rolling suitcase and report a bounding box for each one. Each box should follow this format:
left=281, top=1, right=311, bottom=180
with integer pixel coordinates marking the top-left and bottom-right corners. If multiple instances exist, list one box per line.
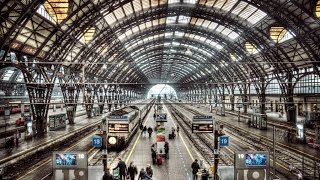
left=157, top=157, right=163, bottom=165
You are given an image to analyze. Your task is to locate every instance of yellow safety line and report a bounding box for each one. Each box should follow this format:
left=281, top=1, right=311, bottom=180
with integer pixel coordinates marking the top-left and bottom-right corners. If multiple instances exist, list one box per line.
left=166, top=106, right=195, bottom=161
left=17, top=131, right=96, bottom=179
left=125, top=107, right=153, bottom=164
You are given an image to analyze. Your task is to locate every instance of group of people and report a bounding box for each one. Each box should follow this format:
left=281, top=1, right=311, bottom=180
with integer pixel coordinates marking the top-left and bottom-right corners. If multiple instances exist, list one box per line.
left=140, top=124, right=153, bottom=138
left=103, top=158, right=154, bottom=180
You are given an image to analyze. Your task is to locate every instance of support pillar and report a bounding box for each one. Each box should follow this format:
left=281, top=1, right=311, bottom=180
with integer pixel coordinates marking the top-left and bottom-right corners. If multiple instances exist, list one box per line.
left=83, top=86, right=94, bottom=118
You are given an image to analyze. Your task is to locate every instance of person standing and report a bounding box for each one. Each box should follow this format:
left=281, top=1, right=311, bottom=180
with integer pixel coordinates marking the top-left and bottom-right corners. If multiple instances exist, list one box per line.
left=164, top=141, right=169, bottom=159
left=191, top=159, right=200, bottom=180
left=127, top=162, right=138, bottom=180
left=113, top=158, right=127, bottom=180
left=177, top=126, right=180, bottom=135
left=143, top=126, right=147, bottom=137
left=151, top=144, right=157, bottom=164
left=138, top=168, right=147, bottom=180
left=147, top=127, right=153, bottom=138
left=146, top=164, right=153, bottom=178
left=103, top=167, right=114, bottom=180
left=153, top=113, right=156, bottom=120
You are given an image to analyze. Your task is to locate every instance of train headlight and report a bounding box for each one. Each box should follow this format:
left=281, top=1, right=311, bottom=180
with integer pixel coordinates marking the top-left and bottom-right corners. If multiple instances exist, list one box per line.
left=108, top=137, right=117, bottom=145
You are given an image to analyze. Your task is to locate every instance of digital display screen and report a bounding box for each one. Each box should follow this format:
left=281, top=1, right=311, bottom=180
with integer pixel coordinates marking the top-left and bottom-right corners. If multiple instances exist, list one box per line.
left=245, top=153, right=267, bottom=166
left=192, top=124, right=213, bottom=133
left=108, top=124, right=129, bottom=133
left=55, top=154, right=77, bottom=166
left=156, top=114, right=167, bottom=122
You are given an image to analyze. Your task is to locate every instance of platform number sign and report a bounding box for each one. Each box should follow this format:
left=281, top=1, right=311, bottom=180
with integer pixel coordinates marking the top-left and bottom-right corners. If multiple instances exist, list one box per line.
left=219, top=136, right=229, bottom=147
left=92, top=136, right=102, bottom=148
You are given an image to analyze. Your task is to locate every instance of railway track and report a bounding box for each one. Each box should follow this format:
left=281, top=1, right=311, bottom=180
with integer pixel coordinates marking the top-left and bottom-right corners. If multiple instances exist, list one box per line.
left=165, top=101, right=233, bottom=167
left=176, top=102, right=320, bottom=180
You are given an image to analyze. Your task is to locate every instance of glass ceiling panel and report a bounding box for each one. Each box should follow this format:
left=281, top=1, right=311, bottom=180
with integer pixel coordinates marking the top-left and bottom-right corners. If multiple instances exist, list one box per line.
left=317, top=0, right=320, bottom=18
left=2, top=70, right=14, bottom=81
left=42, top=0, right=69, bottom=24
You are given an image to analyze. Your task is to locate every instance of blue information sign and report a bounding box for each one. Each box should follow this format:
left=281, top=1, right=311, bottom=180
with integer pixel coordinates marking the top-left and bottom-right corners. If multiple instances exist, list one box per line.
left=220, top=136, right=229, bottom=147
left=92, top=135, right=102, bottom=148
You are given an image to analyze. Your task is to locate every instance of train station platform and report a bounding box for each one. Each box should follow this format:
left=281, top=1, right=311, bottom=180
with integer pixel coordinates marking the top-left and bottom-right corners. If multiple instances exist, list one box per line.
left=108, top=103, right=210, bottom=180
left=182, top=102, right=320, bottom=159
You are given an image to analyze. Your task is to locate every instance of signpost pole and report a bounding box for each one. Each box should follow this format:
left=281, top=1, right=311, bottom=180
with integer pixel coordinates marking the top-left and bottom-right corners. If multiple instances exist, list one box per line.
left=214, top=130, right=219, bottom=180
left=102, top=119, right=107, bottom=173
left=273, top=125, right=276, bottom=179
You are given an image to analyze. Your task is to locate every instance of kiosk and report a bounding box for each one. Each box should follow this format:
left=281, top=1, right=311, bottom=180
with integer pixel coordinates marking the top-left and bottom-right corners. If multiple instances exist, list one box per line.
left=234, top=151, right=269, bottom=180
left=155, top=113, right=167, bottom=164
left=250, top=113, right=267, bottom=130
left=216, top=106, right=225, bottom=116
left=53, top=151, right=88, bottom=180
left=49, top=113, right=67, bottom=131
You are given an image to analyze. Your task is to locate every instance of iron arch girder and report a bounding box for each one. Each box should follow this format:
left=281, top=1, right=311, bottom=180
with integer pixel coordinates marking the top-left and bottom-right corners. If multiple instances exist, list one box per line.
left=71, top=4, right=274, bottom=77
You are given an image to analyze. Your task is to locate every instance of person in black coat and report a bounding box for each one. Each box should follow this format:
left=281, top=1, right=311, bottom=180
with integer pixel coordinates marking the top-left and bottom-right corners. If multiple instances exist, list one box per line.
left=103, top=167, right=114, bottom=180
left=113, top=158, right=127, bottom=180
left=127, top=161, right=138, bottom=180
left=147, top=127, right=153, bottom=138
left=191, top=159, right=200, bottom=180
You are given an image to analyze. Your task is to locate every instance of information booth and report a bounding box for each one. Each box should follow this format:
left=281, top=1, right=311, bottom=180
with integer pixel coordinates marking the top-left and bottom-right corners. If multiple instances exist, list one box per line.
left=250, top=113, right=267, bottom=130
left=192, top=116, right=214, bottom=133
left=234, top=151, right=269, bottom=180
left=53, top=151, right=88, bottom=180
left=49, top=113, right=67, bottom=131
left=216, top=106, right=225, bottom=116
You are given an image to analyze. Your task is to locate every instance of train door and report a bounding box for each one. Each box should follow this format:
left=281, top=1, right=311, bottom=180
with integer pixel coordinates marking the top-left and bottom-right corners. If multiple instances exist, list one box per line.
left=270, top=101, right=273, bottom=112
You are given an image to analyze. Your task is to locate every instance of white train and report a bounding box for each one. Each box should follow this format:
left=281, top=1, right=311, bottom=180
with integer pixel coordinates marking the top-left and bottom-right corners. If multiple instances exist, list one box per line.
left=99, top=99, right=154, bottom=151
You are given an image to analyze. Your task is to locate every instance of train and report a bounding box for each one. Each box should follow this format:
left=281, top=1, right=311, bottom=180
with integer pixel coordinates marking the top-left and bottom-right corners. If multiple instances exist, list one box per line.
left=100, top=99, right=154, bottom=151
left=0, top=99, right=64, bottom=115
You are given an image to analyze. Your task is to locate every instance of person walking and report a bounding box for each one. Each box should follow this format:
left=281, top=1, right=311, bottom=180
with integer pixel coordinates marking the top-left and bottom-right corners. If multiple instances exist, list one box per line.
left=191, top=159, right=200, bottom=180
left=143, top=126, right=147, bottom=137
left=103, top=167, right=114, bottom=180
left=164, top=141, right=169, bottom=159
left=147, top=127, right=153, bottom=138
left=153, top=113, right=156, bottom=120
left=171, top=127, right=175, bottom=138
left=146, top=164, right=153, bottom=178
left=151, top=144, right=157, bottom=164
left=138, top=168, right=147, bottom=180
left=113, top=158, right=127, bottom=180
left=177, top=126, right=180, bottom=135
left=127, top=161, right=138, bottom=180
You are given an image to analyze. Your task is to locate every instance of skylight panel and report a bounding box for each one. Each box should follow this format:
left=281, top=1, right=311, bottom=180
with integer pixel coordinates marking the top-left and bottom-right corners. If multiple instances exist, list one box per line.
left=228, top=31, right=239, bottom=40
left=246, top=10, right=267, bottom=24
left=216, top=25, right=224, bottom=33
left=118, top=33, right=126, bottom=42
left=146, top=21, right=152, bottom=28
left=213, top=0, right=227, bottom=9
left=3, top=70, right=14, bottom=81
left=172, top=41, right=180, bottom=46
left=142, top=0, right=150, bottom=9
left=239, top=5, right=257, bottom=19
left=215, top=44, right=223, bottom=50
left=104, top=13, right=117, bottom=25
left=132, top=26, right=139, bottom=33
left=221, top=0, right=238, bottom=12
left=165, top=32, right=173, bottom=37
left=16, top=74, right=23, bottom=82
left=167, top=16, right=177, bottom=24
left=139, top=23, right=146, bottom=31
left=113, top=7, right=125, bottom=20
left=208, top=22, right=218, bottom=30
left=195, top=18, right=204, bottom=26
left=169, top=0, right=180, bottom=4
left=178, top=15, right=190, bottom=24
left=152, top=19, right=159, bottom=26
left=221, top=28, right=232, bottom=36
left=123, top=3, right=134, bottom=16
left=174, top=31, right=184, bottom=37
left=125, top=29, right=133, bottom=37
left=201, top=20, right=210, bottom=28
left=231, top=1, right=248, bottom=15
left=132, top=0, right=142, bottom=11
left=245, top=42, right=258, bottom=54
left=184, top=0, right=197, bottom=4
left=199, top=36, right=206, bottom=42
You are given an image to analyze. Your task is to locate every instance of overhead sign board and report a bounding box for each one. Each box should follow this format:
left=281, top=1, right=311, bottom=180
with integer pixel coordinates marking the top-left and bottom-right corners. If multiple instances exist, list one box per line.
left=156, top=113, right=167, bottom=122
left=219, top=136, right=229, bottom=147
left=192, top=115, right=213, bottom=133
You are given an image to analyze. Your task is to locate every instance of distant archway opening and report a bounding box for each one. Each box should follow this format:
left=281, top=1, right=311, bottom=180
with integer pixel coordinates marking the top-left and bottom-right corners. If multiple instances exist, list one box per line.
left=147, top=84, right=178, bottom=99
